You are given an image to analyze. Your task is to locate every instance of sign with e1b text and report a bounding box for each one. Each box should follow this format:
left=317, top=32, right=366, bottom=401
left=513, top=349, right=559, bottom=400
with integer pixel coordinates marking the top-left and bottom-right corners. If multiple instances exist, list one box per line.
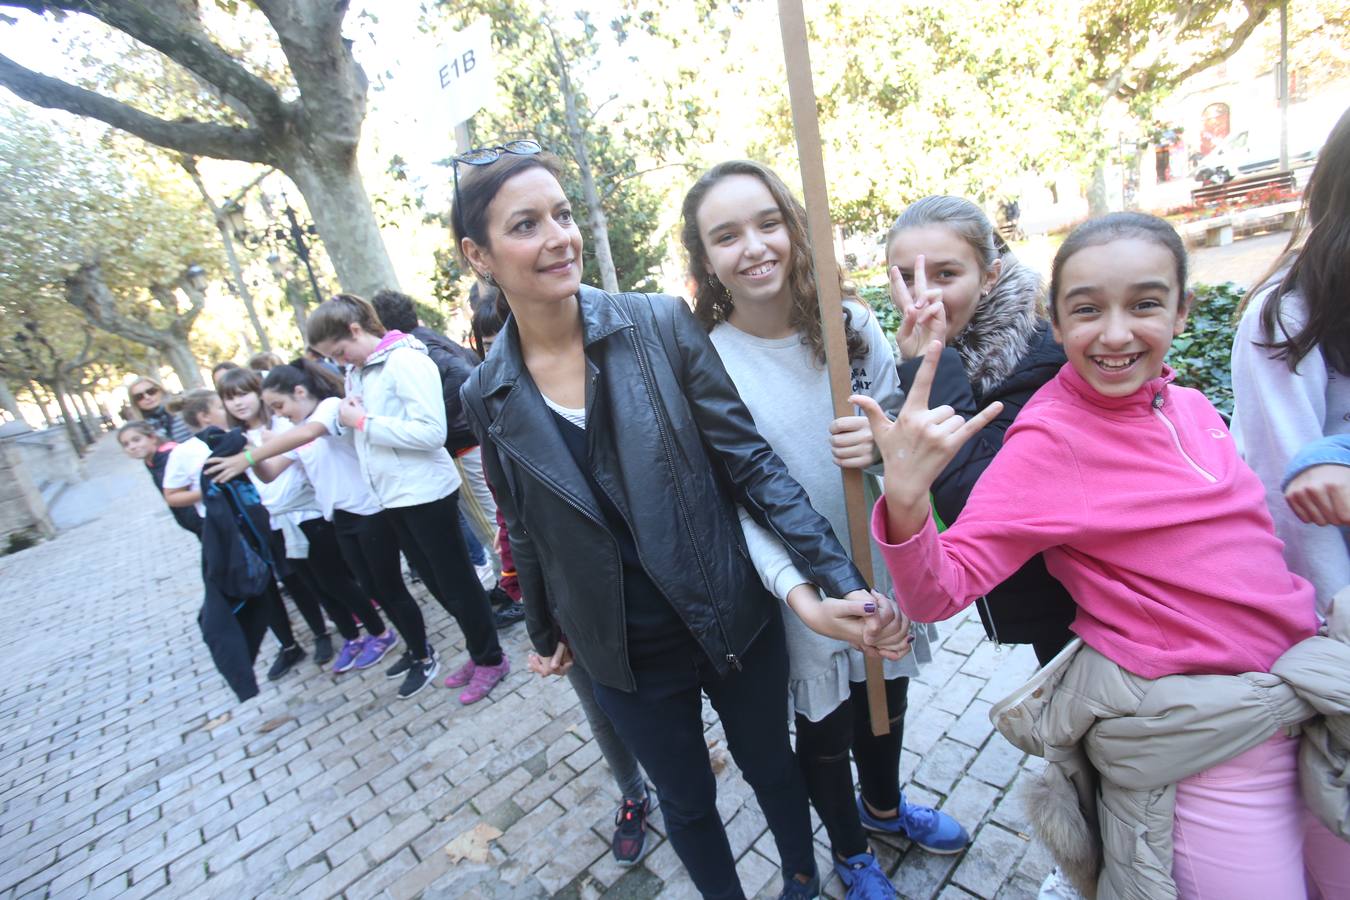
left=431, top=18, right=494, bottom=130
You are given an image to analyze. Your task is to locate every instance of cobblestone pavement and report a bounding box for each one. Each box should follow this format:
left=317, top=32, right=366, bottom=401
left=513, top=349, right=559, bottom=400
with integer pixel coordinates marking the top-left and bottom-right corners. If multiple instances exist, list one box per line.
left=1, top=437, right=1053, bottom=899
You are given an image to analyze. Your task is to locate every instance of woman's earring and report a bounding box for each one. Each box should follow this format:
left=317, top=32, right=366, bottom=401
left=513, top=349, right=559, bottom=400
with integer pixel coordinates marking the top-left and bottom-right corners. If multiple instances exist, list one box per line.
left=481, top=271, right=498, bottom=287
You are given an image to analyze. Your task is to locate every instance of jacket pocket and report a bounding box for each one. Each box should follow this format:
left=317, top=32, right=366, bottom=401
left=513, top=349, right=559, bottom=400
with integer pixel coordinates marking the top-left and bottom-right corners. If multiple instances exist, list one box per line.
left=1096, top=796, right=1178, bottom=900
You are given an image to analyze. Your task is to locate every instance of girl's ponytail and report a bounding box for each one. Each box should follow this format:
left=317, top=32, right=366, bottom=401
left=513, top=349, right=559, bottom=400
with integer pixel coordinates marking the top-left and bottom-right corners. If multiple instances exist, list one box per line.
left=168, top=389, right=219, bottom=429
left=262, top=358, right=345, bottom=401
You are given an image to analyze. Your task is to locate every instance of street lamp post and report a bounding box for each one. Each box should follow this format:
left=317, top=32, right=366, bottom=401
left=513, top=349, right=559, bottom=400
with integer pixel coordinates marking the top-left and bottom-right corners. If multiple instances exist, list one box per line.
left=277, top=197, right=326, bottom=307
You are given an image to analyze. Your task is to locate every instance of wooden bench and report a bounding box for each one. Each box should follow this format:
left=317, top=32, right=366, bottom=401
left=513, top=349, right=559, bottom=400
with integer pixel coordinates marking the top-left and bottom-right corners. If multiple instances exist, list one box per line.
left=1178, top=199, right=1301, bottom=248
left=1191, top=170, right=1296, bottom=207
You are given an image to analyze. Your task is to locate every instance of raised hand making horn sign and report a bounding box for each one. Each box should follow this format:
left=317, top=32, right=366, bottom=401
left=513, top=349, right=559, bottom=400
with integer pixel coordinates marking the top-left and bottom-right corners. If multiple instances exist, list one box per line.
left=853, top=340, right=1005, bottom=542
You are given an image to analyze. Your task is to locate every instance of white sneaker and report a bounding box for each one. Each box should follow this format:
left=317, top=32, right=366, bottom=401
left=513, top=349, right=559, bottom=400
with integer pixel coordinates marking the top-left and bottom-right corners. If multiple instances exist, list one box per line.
left=1039, top=867, right=1085, bottom=900
left=474, top=559, right=495, bottom=590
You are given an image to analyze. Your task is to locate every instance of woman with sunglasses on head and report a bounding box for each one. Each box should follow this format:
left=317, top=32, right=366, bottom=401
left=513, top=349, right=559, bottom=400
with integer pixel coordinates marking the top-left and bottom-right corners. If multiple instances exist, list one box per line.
left=455, top=140, right=906, bottom=900
left=126, top=375, right=192, bottom=443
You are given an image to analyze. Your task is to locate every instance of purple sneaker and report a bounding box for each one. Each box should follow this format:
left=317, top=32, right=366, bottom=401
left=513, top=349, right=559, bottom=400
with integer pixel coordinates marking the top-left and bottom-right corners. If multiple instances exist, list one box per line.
left=459, top=657, right=510, bottom=704
left=354, top=631, right=399, bottom=670
left=332, top=637, right=366, bottom=674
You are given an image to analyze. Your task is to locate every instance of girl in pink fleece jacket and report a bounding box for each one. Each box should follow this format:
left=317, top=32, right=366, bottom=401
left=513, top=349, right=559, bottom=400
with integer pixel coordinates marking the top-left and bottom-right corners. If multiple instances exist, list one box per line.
left=855, top=213, right=1340, bottom=899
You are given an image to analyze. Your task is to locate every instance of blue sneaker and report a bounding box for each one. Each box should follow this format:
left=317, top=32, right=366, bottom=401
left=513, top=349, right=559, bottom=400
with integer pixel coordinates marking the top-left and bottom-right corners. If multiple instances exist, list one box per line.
left=857, top=793, right=970, bottom=854
left=833, top=851, right=896, bottom=899
left=353, top=630, right=399, bottom=670
left=778, top=869, right=819, bottom=899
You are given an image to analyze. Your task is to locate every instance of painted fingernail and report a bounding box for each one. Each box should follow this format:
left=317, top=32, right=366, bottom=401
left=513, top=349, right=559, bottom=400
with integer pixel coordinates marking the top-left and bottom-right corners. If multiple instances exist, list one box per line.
left=864, top=602, right=877, bottom=613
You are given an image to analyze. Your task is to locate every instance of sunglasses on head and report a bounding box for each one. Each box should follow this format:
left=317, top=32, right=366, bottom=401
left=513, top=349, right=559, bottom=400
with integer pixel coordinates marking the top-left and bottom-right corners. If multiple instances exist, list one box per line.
left=132, top=386, right=161, bottom=401
left=451, top=139, right=543, bottom=230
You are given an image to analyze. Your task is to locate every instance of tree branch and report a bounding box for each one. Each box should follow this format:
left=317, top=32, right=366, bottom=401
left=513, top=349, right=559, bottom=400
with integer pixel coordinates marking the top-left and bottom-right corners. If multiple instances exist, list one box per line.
left=601, top=161, right=701, bottom=199
left=1169, top=4, right=1274, bottom=86
left=0, top=0, right=287, bottom=124
left=0, top=53, right=272, bottom=163
left=66, top=261, right=172, bottom=348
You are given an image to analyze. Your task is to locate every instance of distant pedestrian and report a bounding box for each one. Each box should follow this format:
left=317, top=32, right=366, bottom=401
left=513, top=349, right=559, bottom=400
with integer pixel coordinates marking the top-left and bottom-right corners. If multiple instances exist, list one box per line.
left=125, top=375, right=191, bottom=443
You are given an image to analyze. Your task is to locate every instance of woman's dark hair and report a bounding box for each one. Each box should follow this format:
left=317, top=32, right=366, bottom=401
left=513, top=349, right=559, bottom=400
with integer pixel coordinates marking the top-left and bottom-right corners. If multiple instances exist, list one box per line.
left=247, top=351, right=284, bottom=372
left=470, top=291, right=509, bottom=358
left=215, top=367, right=266, bottom=429
left=1239, top=105, right=1350, bottom=372
left=166, top=388, right=221, bottom=430
left=261, top=358, right=344, bottom=402
left=211, top=361, right=241, bottom=382
left=680, top=160, right=865, bottom=364
left=1047, top=212, right=1188, bottom=321
left=306, top=293, right=386, bottom=347
left=450, top=150, right=565, bottom=322
left=370, top=289, right=420, bottom=333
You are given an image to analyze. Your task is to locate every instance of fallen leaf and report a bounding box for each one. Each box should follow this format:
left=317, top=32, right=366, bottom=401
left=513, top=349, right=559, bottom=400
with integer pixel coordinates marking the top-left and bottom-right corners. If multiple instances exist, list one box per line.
left=258, top=715, right=295, bottom=734
left=444, top=823, right=503, bottom=864
left=201, top=713, right=232, bottom=732
left=709, top=747, right=730, bottom=775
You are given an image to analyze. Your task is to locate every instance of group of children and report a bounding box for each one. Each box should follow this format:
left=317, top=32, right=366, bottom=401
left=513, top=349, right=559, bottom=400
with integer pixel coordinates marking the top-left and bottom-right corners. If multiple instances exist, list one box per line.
left=112, top=107, right=1350, bottom=899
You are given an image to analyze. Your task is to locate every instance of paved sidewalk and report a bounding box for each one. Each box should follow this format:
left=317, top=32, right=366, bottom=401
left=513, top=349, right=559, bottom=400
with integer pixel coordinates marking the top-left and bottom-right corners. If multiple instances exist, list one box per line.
left=0, top=437, right=1053, bottom=899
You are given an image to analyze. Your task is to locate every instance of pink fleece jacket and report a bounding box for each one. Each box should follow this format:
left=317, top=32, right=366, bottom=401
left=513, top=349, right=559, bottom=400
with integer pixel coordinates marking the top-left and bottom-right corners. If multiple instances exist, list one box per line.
left=873, top=363, right=1317, bottom=678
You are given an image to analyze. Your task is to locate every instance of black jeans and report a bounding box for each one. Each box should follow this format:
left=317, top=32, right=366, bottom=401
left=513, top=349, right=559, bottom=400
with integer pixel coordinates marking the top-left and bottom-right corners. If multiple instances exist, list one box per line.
left=592, top=610, right=814, bottom=900
left=385, top=493, right=502, bottom=666
left=299, top=516, right=385, bottom=641
left=330, top=509, right=428, bottom=659
left=794, top=676, right=909, bottom=858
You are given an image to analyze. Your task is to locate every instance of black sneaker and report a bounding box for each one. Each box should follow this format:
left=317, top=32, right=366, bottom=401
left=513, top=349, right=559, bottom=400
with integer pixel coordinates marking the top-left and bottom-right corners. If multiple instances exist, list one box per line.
left=386, top=650, right=414, bottom=680
left=612, top=794, right=650, bottom=865
left=267, top=644, right=306, bottom=681
left=494, top=603, right=526, bottom=629
left=488, top=585, right=514, bottom=610
left=398, top=655, right=440, bottom=699
left=312, top=634, right=334, bottom=666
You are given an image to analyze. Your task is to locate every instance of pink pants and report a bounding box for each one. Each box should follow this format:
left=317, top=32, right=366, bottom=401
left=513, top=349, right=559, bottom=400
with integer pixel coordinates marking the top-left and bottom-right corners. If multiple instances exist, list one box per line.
left=1172, top=732, right=1350, bottom=899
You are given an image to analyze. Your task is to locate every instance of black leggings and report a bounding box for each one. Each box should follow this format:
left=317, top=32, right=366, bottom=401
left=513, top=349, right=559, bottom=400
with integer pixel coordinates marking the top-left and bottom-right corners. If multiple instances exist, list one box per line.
left=330, top=509, right=428, bottom=659
left=266, top=526, right=353, bottom=641
left=299, top=516, right=387, bottom=642
left=385, top=493, right=502, bottom=666
left=793, top=676, right=910, bottom=859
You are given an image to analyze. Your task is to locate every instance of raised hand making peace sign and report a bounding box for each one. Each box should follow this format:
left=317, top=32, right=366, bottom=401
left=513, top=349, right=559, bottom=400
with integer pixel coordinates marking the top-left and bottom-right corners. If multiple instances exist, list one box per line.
left=852, top=340, right=1004, bottom=542
left=890, top=254, right=949, bottom=360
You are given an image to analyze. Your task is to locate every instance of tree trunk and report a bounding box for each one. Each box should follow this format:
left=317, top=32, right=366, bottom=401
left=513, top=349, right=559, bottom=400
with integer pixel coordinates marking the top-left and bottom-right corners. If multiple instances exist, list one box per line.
left=49, top=378, right=85, bottom=454
left=551, top=27, right=618, bottom=293
left=69, top=391, right=95, bottom=443
left=285, top=154, right=399, bottom=299
left=1087, top=163, right=1110, bottom=217
left=83, top=391, right=106, bottom=431
left=281, top=276, right=309, bottom=339
left=28, top=381, right=54, bottom=428
left=162, top=338, right=205, bottom=390
left=0, top=375, right=25, bottom=425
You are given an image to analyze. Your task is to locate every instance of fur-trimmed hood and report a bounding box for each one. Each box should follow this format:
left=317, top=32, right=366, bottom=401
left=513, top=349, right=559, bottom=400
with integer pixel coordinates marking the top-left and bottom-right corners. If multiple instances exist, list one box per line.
left=951, top=253, right=1045, bottom=397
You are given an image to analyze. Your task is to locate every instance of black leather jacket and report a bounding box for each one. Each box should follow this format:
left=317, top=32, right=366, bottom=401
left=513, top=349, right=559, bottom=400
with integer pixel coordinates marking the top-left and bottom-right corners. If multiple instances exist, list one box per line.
left=462, top=286, right=866, bottom=691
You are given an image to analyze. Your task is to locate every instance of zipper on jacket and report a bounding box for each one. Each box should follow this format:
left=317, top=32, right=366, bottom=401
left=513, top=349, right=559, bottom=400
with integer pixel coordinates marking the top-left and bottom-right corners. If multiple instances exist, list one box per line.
left=493, top=423, right=635, bottom=682
left=1151, top=392, right=1217, bottom=483
left=977, top=594, right=1001, bottom=647
left=628, top=329, right=737, bottom=668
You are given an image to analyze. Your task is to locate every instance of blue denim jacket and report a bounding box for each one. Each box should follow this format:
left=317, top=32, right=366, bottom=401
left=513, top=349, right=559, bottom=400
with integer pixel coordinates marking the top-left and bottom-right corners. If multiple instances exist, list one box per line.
left=1282, top=433, right=1350, bottom=489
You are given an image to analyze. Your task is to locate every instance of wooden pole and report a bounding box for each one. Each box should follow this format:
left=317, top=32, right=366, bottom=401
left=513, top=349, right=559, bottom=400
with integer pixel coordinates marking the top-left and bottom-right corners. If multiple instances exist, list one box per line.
left=777, top=0, right=889, bottom=736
